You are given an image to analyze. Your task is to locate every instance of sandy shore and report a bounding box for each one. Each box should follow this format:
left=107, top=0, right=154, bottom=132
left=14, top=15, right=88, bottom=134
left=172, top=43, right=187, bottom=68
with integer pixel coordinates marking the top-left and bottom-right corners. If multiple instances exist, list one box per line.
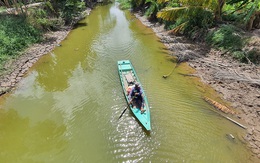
left=0, top=8, right=259, bottom=162
left=134, top=13, right=260, bottom=161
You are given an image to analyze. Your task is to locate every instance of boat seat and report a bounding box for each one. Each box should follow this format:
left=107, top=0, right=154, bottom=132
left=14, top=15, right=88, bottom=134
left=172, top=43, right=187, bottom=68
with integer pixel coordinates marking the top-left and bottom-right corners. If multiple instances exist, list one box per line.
left=125, top=73, right=135, bottom=84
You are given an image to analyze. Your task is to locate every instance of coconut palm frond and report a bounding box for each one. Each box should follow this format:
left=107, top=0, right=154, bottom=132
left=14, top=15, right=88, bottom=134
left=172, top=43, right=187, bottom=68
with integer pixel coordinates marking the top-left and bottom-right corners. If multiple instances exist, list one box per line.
left=157, top=7, right=189, bottom=21
left=157, top=0, right=169, bottom=4
left=181, top=0, right=205, bottom=6
left=157, top=6, right=201, bottom=21
left=244, top=3, right=257, bottom=22
left=226, top=0, right=249, bottom=5
left=169, top=22, right=187, bottom=34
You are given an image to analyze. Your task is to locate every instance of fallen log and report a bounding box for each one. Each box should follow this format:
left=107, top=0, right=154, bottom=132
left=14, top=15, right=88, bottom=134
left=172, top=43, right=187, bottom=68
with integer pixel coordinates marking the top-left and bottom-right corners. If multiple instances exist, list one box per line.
left=203, top=96, right=236, bottom=114
left=203, top=96, right=247, bottom=129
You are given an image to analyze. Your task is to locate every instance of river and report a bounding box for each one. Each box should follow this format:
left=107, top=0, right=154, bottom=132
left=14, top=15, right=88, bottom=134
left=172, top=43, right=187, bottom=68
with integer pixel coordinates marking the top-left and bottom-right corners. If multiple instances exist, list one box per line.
left=0, top=3, right=253, bottom=163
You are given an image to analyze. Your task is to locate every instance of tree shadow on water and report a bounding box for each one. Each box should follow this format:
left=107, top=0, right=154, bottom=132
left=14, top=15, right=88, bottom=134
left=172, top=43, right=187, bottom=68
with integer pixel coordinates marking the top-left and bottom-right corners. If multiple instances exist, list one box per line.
left=0, top=109, right=68, bottom=162
left=73, top=22, right=88, bottom=29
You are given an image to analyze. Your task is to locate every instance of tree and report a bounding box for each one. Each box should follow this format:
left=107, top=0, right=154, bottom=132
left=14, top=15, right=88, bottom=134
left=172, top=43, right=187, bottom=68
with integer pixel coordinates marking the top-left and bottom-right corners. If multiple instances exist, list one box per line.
left=48, top=0, right=85, bottom=25
left=157, top=0, right=225, bottom=22
left=227, top=0, right=260, bottom=30
left=215, top=0, right=226, bottom=21
left=145, top=0, right=167, bottom=20
left=156, top=0, right=215, bottom=36
left=0, top=0, right=29, bottom=15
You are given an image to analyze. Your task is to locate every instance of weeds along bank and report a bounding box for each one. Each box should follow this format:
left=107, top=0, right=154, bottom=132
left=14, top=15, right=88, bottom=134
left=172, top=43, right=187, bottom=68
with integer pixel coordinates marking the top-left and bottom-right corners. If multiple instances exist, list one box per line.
left=0, top=1, right=91, bottom=95
left=0, top=1, right=87, bottom=69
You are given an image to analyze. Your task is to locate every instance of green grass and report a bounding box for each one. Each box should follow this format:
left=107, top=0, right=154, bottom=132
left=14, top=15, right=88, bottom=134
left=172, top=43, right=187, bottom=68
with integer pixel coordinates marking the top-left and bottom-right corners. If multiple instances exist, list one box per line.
left=0, top=15, right=42, bottom=70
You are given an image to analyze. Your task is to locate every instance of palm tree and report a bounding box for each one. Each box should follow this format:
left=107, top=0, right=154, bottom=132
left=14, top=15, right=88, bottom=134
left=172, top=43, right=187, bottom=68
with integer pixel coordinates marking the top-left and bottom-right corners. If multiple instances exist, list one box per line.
left=145, top=0, right=167, bottom=20
left=157, top=0, right=225, bottom=22
left=215, top=0, right=226, bottom=21
left=156, top=0, right=217, bottom=35
left=227, top=0, right=260, bottom=30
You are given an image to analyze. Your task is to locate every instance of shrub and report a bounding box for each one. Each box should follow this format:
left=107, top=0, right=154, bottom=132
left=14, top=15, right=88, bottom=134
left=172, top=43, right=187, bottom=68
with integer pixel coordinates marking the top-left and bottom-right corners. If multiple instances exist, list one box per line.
left=232, top=51, right=245, bottom=61
left=0, top=15, right=42, bottom=66
left=117, top=0, right=132, bottom=10
left=183, top=8, right=213, bottom=39
left=246, top=49, right=260, bottom=64
left=27, top=7, right=65, bottom=31
left=206, top=25, right=243, bottom=50
left=56, top=0, right=85, bottom=24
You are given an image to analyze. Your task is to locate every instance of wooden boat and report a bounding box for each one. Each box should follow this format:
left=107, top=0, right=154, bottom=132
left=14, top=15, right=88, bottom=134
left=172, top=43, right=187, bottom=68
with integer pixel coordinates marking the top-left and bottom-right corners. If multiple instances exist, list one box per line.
left=118, top=60, right=151, bottom=131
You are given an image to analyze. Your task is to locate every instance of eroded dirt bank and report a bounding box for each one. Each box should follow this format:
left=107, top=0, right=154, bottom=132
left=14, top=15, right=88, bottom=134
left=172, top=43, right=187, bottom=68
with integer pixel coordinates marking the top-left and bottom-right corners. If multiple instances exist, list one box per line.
left=0, top=30, right=70, bottom=95
left=134, top=13, right=260, bottom=161
left=0, top=9, right=91, bottom=96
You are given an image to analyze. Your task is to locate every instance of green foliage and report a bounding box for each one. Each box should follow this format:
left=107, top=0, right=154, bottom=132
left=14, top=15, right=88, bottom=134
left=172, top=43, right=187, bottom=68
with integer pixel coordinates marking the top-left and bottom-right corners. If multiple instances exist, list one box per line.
left=246, top=49, right=260, bottom=64
left=226, top=0, right=260, bottom=30
left=159, top=6, right=213, bottom=39
left=27, top=7, right=64, bottom=31
left=0, top=15, right=42, bottom=65
left=117, top=0, right=132, bottom=10
left=166, top=1, right=180, bottom=8
left=49, top=0, right=85, bottom=25
left=222, top=4, right=241, bottom=22
left=130, top=0, right=145, bottom=10
left=144, top=0, right=167, bottom=20
left=0, top=6, right=6, bottom=12
left=222, top=13, right=240, bottom=22
left=231, top=50, right=260, bottom=64
left=205, top=25, right=259, bottom=63
left=60, top=0, right=85, bottom=24
left=232, top=50, right=245, bottom=61
left=183, top=8, right=213, bottom=36
left=206, top=25, right=243, bottom=50
left=164, top=20, right=178, bottom=30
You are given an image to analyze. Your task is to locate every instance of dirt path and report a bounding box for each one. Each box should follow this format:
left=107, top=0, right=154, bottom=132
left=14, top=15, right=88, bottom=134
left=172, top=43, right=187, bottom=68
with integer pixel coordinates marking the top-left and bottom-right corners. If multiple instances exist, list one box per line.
left=134, top=13, right=260, bottom=161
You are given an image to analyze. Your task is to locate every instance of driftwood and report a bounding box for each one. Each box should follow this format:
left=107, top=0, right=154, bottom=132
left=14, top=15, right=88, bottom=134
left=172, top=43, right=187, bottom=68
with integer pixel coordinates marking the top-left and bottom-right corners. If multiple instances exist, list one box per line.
left=192, top=57, right=260, bottom=86
left=204, top=97, right=247, bottom=129
left=178, top=73, right=199, bottom=77
left=225, top=116, right=247, bottom=129
left=203, top=96, right=236, bottom=114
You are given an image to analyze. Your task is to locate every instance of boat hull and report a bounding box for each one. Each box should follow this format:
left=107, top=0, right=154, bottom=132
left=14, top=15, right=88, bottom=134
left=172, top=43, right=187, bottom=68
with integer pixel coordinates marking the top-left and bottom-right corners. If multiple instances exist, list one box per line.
left=118, top=60, right=151, bottom=131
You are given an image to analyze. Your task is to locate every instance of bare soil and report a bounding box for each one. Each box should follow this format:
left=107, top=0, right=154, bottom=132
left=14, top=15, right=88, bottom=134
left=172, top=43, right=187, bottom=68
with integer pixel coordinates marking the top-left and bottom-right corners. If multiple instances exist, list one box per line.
left=134, top=13, right=260, bottom=162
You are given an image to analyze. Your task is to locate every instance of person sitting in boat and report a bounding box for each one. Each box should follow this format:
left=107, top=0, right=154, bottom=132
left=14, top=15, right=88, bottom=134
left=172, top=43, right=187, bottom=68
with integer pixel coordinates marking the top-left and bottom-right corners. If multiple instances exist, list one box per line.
left=127, top=85, right=134, bottom=95
left=129, top=82, right=145, bottom=113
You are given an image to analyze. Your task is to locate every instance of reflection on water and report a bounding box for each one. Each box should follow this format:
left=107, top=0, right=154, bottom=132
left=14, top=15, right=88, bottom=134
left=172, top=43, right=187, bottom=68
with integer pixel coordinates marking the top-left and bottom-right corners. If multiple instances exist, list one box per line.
left=0, top=3, right=254, bottom=163
left=0, top=109, right=67, bottom=162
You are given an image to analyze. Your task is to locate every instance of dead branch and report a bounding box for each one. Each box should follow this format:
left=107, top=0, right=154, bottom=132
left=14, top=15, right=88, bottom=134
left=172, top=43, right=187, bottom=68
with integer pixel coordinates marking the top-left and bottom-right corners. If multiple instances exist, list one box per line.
left=203, top=96, right=236, bottom=114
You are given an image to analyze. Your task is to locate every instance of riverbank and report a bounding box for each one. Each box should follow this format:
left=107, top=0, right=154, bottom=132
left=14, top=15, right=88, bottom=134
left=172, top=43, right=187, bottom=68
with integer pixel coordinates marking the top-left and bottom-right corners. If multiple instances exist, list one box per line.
left=0, top=6, right=259, bottom=161
left=0, top=30, right=70, bottom=96
left=0, top=9, right=91, bottom=96
left=134, top=13, right=260, bottom=161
